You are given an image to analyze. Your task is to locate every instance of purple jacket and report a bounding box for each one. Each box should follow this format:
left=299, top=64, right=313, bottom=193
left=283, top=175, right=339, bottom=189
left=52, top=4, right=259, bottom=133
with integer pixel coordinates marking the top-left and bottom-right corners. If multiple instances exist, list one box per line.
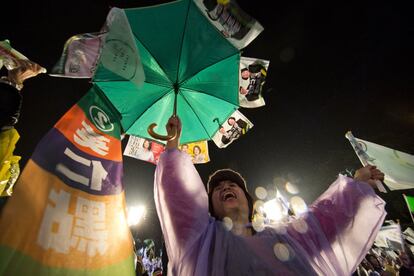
left=154, top=149, right=386, bottom=275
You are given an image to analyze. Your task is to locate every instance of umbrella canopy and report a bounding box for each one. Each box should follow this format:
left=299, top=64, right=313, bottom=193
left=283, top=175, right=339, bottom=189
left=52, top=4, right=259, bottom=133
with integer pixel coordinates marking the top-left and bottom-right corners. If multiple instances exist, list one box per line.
left=94, top=0, right=245, bottom=144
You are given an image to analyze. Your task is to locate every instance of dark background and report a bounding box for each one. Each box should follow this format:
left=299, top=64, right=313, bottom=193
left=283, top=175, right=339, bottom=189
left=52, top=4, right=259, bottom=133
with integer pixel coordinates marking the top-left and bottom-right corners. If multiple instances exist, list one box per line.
left=1, top=0, right=413, bottom=249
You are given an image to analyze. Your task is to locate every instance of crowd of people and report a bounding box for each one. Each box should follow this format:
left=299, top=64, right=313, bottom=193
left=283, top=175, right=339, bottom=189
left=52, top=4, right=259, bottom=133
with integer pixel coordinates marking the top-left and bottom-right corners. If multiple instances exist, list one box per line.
left=353, top=221, right=414, bottom=276
left=133, top=239, right=163, bottom=276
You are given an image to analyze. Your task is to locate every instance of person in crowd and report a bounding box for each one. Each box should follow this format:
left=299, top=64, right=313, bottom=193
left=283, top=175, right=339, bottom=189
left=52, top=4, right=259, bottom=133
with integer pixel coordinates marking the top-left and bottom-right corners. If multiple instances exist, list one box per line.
left=399, top=249, right=414, bottom=276
left=153, top=115, right=386, bottom=275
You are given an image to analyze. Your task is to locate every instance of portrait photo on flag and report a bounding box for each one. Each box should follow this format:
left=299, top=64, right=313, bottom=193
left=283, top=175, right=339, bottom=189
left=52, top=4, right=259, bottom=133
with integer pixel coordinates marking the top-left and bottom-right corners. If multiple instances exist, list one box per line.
left=179, top=140, right=210, bottom=164
left=212, top=110, right=253, bottom=149
left=123, top=136, right=165, bottom=165
left=238, top=56, right=270, bottom=108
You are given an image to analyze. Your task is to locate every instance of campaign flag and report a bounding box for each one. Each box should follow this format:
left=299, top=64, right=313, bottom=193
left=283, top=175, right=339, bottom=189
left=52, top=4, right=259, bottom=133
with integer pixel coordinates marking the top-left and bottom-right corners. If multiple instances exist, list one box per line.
left=49, top=32, right=104, bottom=79
left=0, top=86, right=135, bottom=275
left=0, top=128, right=21, bottom=197
left=193, top=0, right=264, bottom=49
left=50, top=8, right=145, bottom=87
left=403, top=194, right=414, bottom=224
left=180, top=140, right=210, bottom=164
left=374, top=223, right=404, bottom=251
left=212, top=110, right=253, bottom=148
left=238, top=57, right=270, bottom=108
left=345, top=131, right=414, bottom=191
left=0, top=39, right=46, bottom=73
left=123, top=136, right=165, bottom=164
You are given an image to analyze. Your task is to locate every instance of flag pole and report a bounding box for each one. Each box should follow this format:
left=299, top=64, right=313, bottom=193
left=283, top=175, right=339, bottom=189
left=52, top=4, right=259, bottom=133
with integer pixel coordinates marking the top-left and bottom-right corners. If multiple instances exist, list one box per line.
left=345, top=131, right=387, bottom=193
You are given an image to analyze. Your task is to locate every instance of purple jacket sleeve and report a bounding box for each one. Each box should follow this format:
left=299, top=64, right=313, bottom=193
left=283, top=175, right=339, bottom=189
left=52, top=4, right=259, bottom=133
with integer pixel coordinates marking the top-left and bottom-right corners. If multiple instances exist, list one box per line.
left=288, top=174, right=386, bottom=275
left=154, top=149, right=210, bottom=262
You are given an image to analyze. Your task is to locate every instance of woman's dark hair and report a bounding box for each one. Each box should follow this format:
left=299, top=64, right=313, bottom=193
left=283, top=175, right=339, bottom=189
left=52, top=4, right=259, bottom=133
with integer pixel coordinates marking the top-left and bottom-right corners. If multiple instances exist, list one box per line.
left=193, top=145, right=201, bottom=154
left=227, top=117, right=236, bottom=125
left=142, top=139, right=152, bottom=150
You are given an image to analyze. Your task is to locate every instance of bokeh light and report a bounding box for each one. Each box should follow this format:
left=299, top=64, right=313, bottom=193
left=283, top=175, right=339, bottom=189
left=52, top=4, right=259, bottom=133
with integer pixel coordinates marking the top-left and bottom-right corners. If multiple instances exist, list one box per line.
left=292, top=218, right=308, bottom=233
left=266, top=188, right=277, bottom=199
left=254, top=200, right=265, bottom=213
left=285, top=181, right=299, bottom=194
left=290, top=196, right=308, bottom=215
left=255, top=186, right=268, bottom=200
left=252, top=215, right=265, bottom=232
left=223, top=217, right=233, bottom=231
left=127, top=205, right=146, bottom=226
left=273, top=243, right=290, bottom=261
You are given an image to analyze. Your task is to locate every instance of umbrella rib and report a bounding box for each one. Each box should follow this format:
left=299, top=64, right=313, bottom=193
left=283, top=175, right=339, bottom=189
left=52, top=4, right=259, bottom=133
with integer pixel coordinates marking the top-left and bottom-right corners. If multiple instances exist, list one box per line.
left=174, top=0, right=192, bottom=84
left=129, top=32, right=174, bottom=85
left=179, top=51, right=239, bottom=87
left=128, top=88, right=174, bottom=129
left=178, top=90, right=211, bottom=139
left=180, top=86, right=239, bottom=108
left=178, top=2, right=239, bottom=87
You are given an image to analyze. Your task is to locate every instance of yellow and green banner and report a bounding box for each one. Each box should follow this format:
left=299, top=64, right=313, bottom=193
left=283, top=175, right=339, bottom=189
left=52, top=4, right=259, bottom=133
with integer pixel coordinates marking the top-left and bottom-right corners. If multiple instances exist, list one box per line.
left=0, top=85, right=135, bottom=275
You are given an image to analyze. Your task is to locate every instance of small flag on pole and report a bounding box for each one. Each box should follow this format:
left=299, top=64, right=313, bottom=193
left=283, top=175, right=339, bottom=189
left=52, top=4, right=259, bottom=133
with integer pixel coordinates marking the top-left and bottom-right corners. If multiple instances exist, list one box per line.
left=403, top=194, right=414, bottom=224
left=345, top=131, right=414, bottom=191
left=345, top=131, right=387, bottom=193
left=374, top=223, right=404, bottom=251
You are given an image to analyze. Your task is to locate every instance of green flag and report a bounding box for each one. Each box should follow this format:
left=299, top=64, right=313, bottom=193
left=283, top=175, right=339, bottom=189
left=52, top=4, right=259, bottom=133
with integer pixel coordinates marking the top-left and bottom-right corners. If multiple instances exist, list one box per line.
left=403, top=194, right=414, bottom=223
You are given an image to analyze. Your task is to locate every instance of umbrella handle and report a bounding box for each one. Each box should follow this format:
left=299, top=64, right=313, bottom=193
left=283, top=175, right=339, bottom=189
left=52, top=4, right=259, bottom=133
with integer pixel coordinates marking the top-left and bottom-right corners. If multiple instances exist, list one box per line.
left=147, top=123, right=177, bottom=141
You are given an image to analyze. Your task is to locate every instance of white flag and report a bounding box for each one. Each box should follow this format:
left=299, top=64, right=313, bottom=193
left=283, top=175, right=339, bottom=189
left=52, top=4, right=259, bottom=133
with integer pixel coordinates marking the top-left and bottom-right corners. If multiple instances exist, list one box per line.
left=374, top=223, right=404, bottom=251
left=346, top=131, right=414, bottom=191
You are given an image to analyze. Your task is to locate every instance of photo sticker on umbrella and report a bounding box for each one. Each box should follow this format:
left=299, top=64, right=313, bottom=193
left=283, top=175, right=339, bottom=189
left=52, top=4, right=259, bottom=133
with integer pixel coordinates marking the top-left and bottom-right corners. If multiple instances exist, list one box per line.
left=212, top=110, right=253, bottom=148
left=180, top=141, right=210, bottom=164
left=50, top=8, right=145, bottom=87
left=123, top=136, right=165, bottom=164
left=194, top=0, right=264, bottom=49
left=49, top=33, right=104, bottom=79
left=239, top=57, right=270, bottom=108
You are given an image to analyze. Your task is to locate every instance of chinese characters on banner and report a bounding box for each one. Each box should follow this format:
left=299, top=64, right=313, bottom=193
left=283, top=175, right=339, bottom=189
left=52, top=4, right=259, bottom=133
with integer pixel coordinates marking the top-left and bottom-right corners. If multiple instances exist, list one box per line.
left=0, top=86, right=135, bottom=275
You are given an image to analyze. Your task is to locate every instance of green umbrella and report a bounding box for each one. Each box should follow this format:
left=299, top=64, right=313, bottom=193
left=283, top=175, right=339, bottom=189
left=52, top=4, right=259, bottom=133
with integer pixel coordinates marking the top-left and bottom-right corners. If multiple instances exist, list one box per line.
left=94, top=0, right=257, bottom=144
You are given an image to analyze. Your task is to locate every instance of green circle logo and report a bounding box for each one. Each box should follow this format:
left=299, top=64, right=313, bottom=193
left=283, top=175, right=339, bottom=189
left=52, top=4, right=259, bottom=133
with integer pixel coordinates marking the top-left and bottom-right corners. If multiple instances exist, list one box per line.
left=89, top=105, right=114, bottom=132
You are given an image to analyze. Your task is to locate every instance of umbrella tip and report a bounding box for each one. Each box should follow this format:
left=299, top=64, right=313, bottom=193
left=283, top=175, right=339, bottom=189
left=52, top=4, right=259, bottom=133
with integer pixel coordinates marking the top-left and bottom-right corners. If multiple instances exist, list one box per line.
left=173, top=82, right=179, bottom=93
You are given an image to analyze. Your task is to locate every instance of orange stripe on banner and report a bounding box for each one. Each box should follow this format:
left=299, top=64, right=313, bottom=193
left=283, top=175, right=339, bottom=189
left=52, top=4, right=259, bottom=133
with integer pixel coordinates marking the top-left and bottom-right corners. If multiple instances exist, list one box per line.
left=54, top=105, right=122, bottom=162
left=0, top=160, right=133, bottom=269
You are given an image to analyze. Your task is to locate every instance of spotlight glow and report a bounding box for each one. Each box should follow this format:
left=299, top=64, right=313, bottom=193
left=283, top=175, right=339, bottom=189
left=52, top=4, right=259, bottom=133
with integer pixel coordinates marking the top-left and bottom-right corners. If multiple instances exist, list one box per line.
left=127, top=205, right=146, bottom=226
left=263, top=198, right=284, bottom=222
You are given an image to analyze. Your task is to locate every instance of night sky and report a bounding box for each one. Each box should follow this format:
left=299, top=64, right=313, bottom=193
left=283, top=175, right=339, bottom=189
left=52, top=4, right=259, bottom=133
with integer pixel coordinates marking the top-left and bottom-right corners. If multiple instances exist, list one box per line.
left=2, top=0, right=413, bottom=248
